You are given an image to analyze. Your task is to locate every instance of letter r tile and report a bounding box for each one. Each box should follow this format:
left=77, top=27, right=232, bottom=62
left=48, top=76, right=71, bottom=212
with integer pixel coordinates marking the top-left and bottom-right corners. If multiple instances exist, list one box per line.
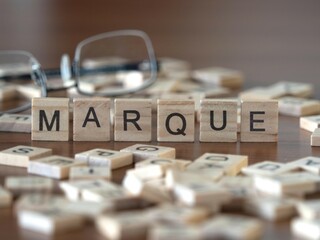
left=114, top=99, right=152, bottom=142
left=157, top=99, right=195, bottom=142
left=32, top=98, right=69, bottom=141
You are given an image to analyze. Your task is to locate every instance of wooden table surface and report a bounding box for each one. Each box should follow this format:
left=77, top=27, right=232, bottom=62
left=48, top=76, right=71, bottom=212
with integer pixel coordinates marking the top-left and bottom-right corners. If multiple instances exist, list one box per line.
left=1, top=1, right=320, bottom=239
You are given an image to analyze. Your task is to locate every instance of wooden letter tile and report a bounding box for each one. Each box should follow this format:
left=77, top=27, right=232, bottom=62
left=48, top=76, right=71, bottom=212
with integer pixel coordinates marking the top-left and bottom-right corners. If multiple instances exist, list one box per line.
left=287, top=156, right=320, bottom=174
left=311, top=128, right=320, bottom=146
left=241, top=161, right=294, bottom=176
left=157, top=100, right=195, bottom=142
left=114, top=99, right=152, bottom=142
left=278, top=97, right=320, bottom=117
left=240, top=100, right=278, bottom=142
left=120, top=144, right=175, bottom=163
left=73, top=98, right=110, bottom=141
left=300, top=115, right=320, bottom=132
left=69, top=166, right=111, bottom=180
left=135, top=158, right=191, bottom=171
left=28, top=155, right=85, bottom=179
left=0, top=145, right=52, bottom=167
left=200, top=99, right=237, bottom=142
left=5, top=176, right=54, bottom=194
left=75, top=148, right=133, bottom=169
left=0, top=187, right=12, bottom=208
left=32, top=97, right=69, bottom=141
left=0, top=114, right=31, bottom=133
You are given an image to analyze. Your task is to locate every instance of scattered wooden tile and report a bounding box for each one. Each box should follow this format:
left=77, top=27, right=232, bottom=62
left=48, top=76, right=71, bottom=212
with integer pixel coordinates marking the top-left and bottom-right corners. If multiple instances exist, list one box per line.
left=78, top=75, right=116, bottom=93
left=278, top=97, right=320, bottom=116
left=269, top=81, right=313, bottom=98
left=241, top=161, right=294, bottom=176
left=15, top=194, right=68, bottom=213
left=312, top=128, right=320, bottom=146
left=240, top=100, right=278, bottom=142
left=300, top=115, right=320, bottom=132
left=157, top=100, right=195, bottom=142
left=202, top=215, right=263, bottom=240
left=0, top=145, right=52, bottom=167
left=194, top=153, right=248, bottom=176
left=173, top=179, right=231, bottom=208
left=32, top=97, right=69, bottom=141
left=120, top=144, right=175, bottom=163
left=297, top=199, right=320, bottom=220
left=135, top=158, right=191, bottom=171
left=291, top=218, right=320, bottom=240
left=0, top=114, right=31, bottom=133
left=5, top=176, right=53, bottom=194
left=59, top=179, right=116, bottom=201
left=239, top=87, right=283, bottom=100
left=186, top=162, right=224, bottom=181
left=0, top=83, right=16, bottom=101
left=28, top=155, right=85, bottom=179
left=147, top=204, right=209, bottom=225
left=96, top=211, right=149, bottom=240
left=16, top=84, right=42, bottom=98
left=73, top=98, right=111, bottom=141
left=69, top=166, right=111, bottom=180
left=253, top=172, right=320, bottom=197
left=244, top=196, right=297, bottom=221
left=158, top=57, right=191, bottom=76
left=75, top=148, right=133, bottom=169
left=17, top=208, right=85, bottom=235
left=193, top=67, right=244, bottom=89
left=0, top=186, right=12, bottom=208
left=145, top=79, right=181, bottom=96
left=288, top=156, right=320, bottom=174
left=148, top=224, right=202, bottom=240
left=200, top=99, right=238, bottom=142
left=114, top=99, right=152, bottom=142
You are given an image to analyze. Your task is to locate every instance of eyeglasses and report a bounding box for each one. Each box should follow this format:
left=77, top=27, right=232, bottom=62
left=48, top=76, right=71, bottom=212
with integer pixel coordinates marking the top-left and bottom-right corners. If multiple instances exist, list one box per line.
left=0, top=29, right=157, bottom=114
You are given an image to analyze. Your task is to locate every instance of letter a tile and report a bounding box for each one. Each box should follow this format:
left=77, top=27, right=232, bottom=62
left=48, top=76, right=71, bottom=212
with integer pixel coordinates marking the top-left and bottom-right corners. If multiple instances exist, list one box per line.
left=73, top=98, right=110, bottom=141
left=32, top=98, right=69, bottom=141
left=157, top=100, right=194, bottom=142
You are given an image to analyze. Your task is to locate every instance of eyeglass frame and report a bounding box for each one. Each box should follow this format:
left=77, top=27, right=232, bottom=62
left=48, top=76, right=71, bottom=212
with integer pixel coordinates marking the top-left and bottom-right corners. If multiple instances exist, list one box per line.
left=0, top=29, right=158, bottom=113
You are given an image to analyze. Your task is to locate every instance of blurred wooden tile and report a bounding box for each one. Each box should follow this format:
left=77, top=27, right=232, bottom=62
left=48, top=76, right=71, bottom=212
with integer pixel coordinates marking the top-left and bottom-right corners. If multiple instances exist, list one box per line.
left=114, top=99, right=152, bottom=142
left=96, top=211, right=149, bottom=240
left=300, top=115, right=320, bottom=132
left=5, top=176, right=53, bottom=194
left=291, top=218, right=320, bottom=240
left=244, top=196, right=297, bottom=221
left=148, top=224, right=202, bottom=240
left=240, top=100, right=278, bottom=142
left=278, top=97, right=320, bottom=116
left=120, top=144, right=175, bottom=163
left=0, top=145, right=52, bottom=167
left=253, top=172, right=320, bottom=197
left=0, top=83, right=16, bottom=101
left=0, top=114, right=31, bottom=133
left=0, top=187, right=12, bottom=208
left=202, top=215, right=263, bottom=240
left=239, top=87, right=283, bottom=100
left=69, top=166, right=111, bottom=180
left=269, top=81, right=313, bottom=98
left=28, top=155, right=85, bottom=179
left=135, top=158, right=191, bottom=171
left=17, top=208, right=85, bottom=235
left=59, top=179, right=116, bottom=201
left=75, top=148, right=133, bottom=169
left=32, top=97, right=69, bottom=141
left=288, top=156, right=320, bottom=174
left=194, top=153, right=248, bottom=176
left=147, top=204, right=209, bottom=225
left=73, top=98, right=111, bottom=141
left=200, top=99, right=238, bottom=142
left=186, top=162, right=224, bottom=181
left=157, top=100, right=195, bottom=142
left=311, top=128, right=320, bottom=146
left=241, top=161, right=294, bottom=176
left=297, top=199, right=320, bottom=220
left=145, top=79, right=181, bottom=96
left=16, top=84, right=41, bottom=98
left=193, top=67, right=244, bottom=89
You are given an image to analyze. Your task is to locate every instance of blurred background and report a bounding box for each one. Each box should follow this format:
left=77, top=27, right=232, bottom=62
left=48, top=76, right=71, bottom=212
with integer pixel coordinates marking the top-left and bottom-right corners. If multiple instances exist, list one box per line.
left=0, top=0, right=320, bottom=88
